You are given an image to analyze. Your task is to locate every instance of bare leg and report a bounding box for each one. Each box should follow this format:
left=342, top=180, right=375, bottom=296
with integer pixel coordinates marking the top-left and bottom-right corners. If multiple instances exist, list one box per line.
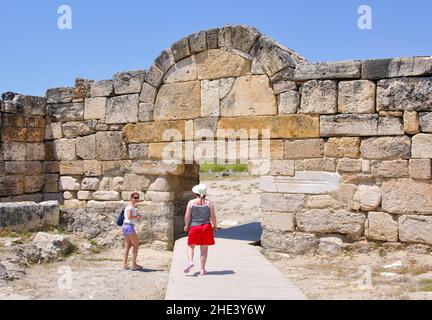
left=130, top=233, right=140, bottom=269
left=200, top=245, right=209, bottom=274
left=187, top=245, right=195, bottom=264
left=123, top=236, right=131, bottom=268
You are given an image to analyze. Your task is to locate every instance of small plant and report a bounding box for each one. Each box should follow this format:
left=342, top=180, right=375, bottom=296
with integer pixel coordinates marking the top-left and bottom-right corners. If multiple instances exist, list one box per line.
left=378, top=247, right=387, bottom=258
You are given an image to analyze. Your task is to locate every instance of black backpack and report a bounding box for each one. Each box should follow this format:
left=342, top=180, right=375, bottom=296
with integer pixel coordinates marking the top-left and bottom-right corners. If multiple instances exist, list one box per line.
left=116, top=207, right=125, bottom=226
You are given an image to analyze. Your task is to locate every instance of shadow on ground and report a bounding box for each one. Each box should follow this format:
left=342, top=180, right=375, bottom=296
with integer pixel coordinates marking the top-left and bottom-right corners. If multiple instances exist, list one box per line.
left=215, top=222, right=262, bottom=242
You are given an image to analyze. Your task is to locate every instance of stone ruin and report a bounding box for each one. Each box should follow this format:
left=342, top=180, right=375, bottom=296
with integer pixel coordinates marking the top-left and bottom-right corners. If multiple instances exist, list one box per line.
left=1, top=25, right=432, bottom=253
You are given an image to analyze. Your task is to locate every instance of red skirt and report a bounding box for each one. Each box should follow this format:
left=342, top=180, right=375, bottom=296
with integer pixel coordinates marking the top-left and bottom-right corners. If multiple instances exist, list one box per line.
left=188, top=223, right=215, bottom=246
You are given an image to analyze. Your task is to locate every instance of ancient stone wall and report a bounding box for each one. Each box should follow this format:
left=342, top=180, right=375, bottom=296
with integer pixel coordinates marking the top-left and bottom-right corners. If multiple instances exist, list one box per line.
left=1, top=25, right=432, bottom=252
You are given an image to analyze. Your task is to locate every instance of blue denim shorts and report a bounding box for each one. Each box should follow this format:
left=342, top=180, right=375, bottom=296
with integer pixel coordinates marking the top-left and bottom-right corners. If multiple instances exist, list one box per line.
left=122, top=223, right=136, bottom=236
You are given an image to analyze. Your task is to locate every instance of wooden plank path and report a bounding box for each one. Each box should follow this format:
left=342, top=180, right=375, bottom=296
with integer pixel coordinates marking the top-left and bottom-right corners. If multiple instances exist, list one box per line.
left=165, top=223, right=307, bottom=300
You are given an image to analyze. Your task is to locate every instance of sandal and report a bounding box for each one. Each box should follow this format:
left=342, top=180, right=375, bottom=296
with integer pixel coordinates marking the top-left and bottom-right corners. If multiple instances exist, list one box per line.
left=131, top=265, right=143, bottom=271
left=183, top=262, right=194, bottom=273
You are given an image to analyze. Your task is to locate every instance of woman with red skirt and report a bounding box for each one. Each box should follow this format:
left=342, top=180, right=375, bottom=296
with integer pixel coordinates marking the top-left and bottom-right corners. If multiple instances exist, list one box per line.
left=183, top=184, right=217, bottom=276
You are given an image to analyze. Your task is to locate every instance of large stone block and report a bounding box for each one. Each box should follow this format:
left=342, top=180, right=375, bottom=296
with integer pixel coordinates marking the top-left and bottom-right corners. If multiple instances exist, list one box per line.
left=261, top=172, right=342, bottom=194
left=123, top=120, right=187, bottom=143
left=300, top=80, right=337, bottom=114
left=325, top=137, right=360, bottom=159
left=80, top=178, right=100, bottom=191
left=25, top=143, right=45, bottom=161
left=47, top=103, right=84, bottom=122
left=59, top=176, right=80, bottom=191
left=62, top=121, right=94, bottom=138
left=366, top=212, right=398, bottom=242
left=296, top=209, right=366, bottom=236
left=218, top=25, right=260, bottom=52
left=140, top=82, right=158, bottom=104
left=189, top=31, right=207, bottom=54
left=260, top=193, right=305, bottom=212
left=409, top=159, right=432, bottom=179
left=261, top=212, right=295, bottom=233
left=128, top=144, right=149, bottom=160
left=320, top=114, right=378, bottom=137
left=261, top=230, right=317, bottom=255
left=1, top=142, right=26, bottom=161
left=113, top=70, right=146, bottom=95
left=163, top=56, right=198, bottom=85
left=377, top=116, right=404, bottom=136
left=95, top=132, right=128, bottom=161
left=154, top=81, right=201, bottom=120
left=269, top=160, right=295, bottom=176
left=73, top=78, right=93, bottom=101
left=45, top=122, right=63, bottom=140
left=60, top=161, right=84, bottom=175
left=54, top=139, right=77, bottom=161
left=24, top=176, right=44, bottom=193
left=277, top=90, right=299, bottom=114
left=155, top=49, right=176, bottom=74
left=0, top=176, right=24, bottom=196
left=76, top=134, right=96, bottom=160
left=217, top=115, right=320, bottom=139
left=362, top=57, right=432, bottom=80
left=419, top=112, right=432, bottom=133
left=84, top=97, right=107, bottom=120
left=293, top=61, right=362, bottom=80
left=338, top=80, right=376, bottom=113
left=284, top=139, right=324, bottom=159
left=297, top=158, right=337, bottom=172
left=206, top=28, right=219, bottom=50
left=170, top=37, right=191, bottom=62
left=131, top=161, right=185, bottom=176
left=382, top=179, right=432, bottom=214
left=399, top=215, right=432, bottom=245
left=106, top=94, right=139, bottom=124
left=412, top=133, right=432, bottom=158
left=83, top=160, right=102, bottom=177
left=377, top=77, right=432, bottom=112
left=360, top=136, right=411, bottom=160
left=46, top=87, right=74, bottom=104
left=404, top=111, right=420, bottom=134
left=353, top=185, right=382, bottom=211
left=221, top=75, right=277, bottom=117
left=371, top=160, right=409, bottom=178
left=195, top=49, right=251, bottom=80
left=123, top=174, right=151, bottom=191
left=92, top=191, right=120, bottom=201
left=201, top=79, right=220, bottom=117
left=90, top=80, right=114, bottom=97
left=145, top=64, right=164, bottom=88
left=44, top=174, right=59, bottom=193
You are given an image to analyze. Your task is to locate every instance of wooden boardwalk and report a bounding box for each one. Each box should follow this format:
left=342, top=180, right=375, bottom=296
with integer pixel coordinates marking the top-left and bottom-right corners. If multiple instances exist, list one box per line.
left=165, top=223, right=307, bottom=300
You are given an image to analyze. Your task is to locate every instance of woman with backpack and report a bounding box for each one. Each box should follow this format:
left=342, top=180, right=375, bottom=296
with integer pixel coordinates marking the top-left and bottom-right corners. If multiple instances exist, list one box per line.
left=122, top=192, right=143, bottom=271
left=183, top=184, right=218, bottom=276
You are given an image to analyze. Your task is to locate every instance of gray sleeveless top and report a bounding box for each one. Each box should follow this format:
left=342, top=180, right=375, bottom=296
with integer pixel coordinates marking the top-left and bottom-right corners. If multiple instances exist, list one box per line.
left=190, top=203, right=211, bottom=227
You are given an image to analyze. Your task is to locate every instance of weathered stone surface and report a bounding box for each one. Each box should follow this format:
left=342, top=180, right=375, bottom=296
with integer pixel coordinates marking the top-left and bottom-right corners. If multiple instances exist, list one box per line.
left=300, top=80, right=337, bottom=114
left=44, top=174, right=59, bottom=193
left=139, top=83, right=157, bottom=106
left=206, top=28, right=219, bottom=50
left=377, top=78, right=432, bottom=112
left=296, top=159, right=337, bottom=172
left=362, top=57, right=432, bottom=80
left=90, top=80, right=113, bottom=97
left=171, top=37, right=191, bottom=62
left=318, top=237, right=343, bottom=255
left=77, top=191, right=93, bottom=200
left=54, top=139, right=76, bottom=161
left=338, top=80, right=376, bottom=113
left=131, top=161, right=185, bottom=176
left=2, top=142, right=26, bottom=161
left=113, top=70, right=146, bottom=95
left=293, top=61, right=361, bottom=80
left=261, top=212, right=295, bottom=232
left=399, top=215, right=432, bottom=245
left=163, top=58, right=198, bottom=87
left=277, top=91, right=299, bottom=114
left=221, top=75, right=277, bottom=117
left=154, top=81, right=201, bottom=120
left=353, top=185, right=382, bottom=211
left=248, top=160, right=271, bottom=176
left=128, top=144, right=149, bottom=160
left=320, top=114, right=378, bottom=137
left=25, top=143, right=45, bottom=161
left=382, top=179, right=432, bottom=214
left=201, top=79, right=220, bottom=117
left=218, top=77, right=235, bottom=100
left=419, top=112, right=432, bottom=133
left=195, top=49, right=251, bottom=80
left=261, top=231, right=317, bottom=255
left=360, top=136, right=411, bottom=160
left=84, top=97, right=107, bottom=120
left=296, top=209, right=366, bottom=236
left=73, top=78, right=93, bottom=101
left=76, top=134, right=96, bottom=160
left=4, top=161, right=41, bottom=175
left=0, top=201, right=59, bottom=231
left=366, top=212, right=398, bottom=242
left=306, top=184, right=356, bottom=211
left=409, top=159, right=432, bottom=179
left=260, top=193, right=305, bottom=212
left=95, top=132, right=127, bottom=161
left=81, top=178, right=100, bottom=191
left=217, top=115, right=320, bottom=139
left=251, top=36, right=300, bottom=76
left=155, top=49, right=176, bottom=74
left=284, top=139, right=324, bottom=159
left=62, top=121, right=94, bottom=138
left=269, top=160, right=295, bottom=176
left=261, top=172, right=342, bottom=194
left=123, top=120, right=187, bottom=143
left=218, top=25, right=260, bottom=53
left=377, top=116, right=404, bottom=135
left=145, top=64, right=164, bottom=88
left=60, top=161, right=83, bottom=175
left=0, top=176, right=23, bottom=197
left=46, top=87, right=74, bottom=104
left=24, top=176, right=44, bottom=193
left=189, top=31, right=207, bottom=54
left=371, top=160, right=409, bottom=178
left=325, top=137, right=360, bottom=159
left=48, top=103, right=84, bottom=122
left=83, top=160, right=101, bottom=176
left=9, top=95, right=47, bottom=116
left=123, top=174, right=151, bottom=191
left=106, top=94, right=139, bottom=124
left=45, top=122, right=63, bottom=140
left=412, top=134, right=432, bottom=158
left=92, top=191, right=120, bottom=201
left=44, top=161, right=59, bottom=173
left=59, top=176, right=80, bottom=191
left=273, top=80, right=297, bottom=95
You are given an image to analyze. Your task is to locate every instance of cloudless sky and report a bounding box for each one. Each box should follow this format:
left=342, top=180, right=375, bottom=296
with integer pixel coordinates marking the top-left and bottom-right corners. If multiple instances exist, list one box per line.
left=0, top=0, right=431, bottom=96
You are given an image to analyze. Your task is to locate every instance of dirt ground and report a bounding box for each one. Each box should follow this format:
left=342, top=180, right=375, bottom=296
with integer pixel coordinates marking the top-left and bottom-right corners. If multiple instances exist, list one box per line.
left=1, top=176, right=432, bottom=300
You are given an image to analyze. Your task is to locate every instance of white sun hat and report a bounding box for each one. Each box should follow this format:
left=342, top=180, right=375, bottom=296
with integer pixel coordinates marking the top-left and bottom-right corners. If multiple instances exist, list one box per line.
left=192, top=184, right=207, bottom=196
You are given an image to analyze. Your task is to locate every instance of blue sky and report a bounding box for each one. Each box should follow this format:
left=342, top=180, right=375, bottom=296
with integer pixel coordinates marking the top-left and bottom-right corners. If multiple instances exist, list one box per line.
left=0, top=0, right=431, bottom=96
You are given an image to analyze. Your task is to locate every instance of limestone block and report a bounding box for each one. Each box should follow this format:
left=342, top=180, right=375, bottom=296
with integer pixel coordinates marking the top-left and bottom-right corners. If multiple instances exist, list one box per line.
left=131, top=161, right=185, bottom=176
left=95, top=132, right=128, bottom=160
left=338, top=80, right=376, bottom=113
left=84, top=97, right=107, bottom=120
left=399, top=215, right=432, bottom=245
left=412, top=134, right=432, bottom=158
left=336, top=159, right=362, bottom=173
left=296, top=159, right=337, bottom=172
left=360, top=136, right=411, bottom=160
left=325, top=137, right=360, bottom=159
left=278, top=91, right=299, bottom=114
left=371, top=160, right=409, bottom=178
left=206, top=28, right=219, bottom=50
left=45, top=122, right=63, bottom=140
left=419, top=112, right=432, bottom=133
left=377, top=116, right=404, bottom=135
left=155, top=49, right=176, bottom=74
left=24, top=176, right=44, bottom=193
left=44, top=174, right=59, bottom=193
left=101, top=161, right=132, bottom=176
left=128, top=144, right=149, bottom=160
left=47, top=103, right=84, bottom=122
left=218, top=25, right=260, bottom=52
left=320, top=114, right=378, bottom=137
left=409, top=159, right=432, bottom=179
left=170, top=37, right=191, bottom=62
left=269, top=160, right=295, bottom=176
left=260, top=193, right=305, bottom=212
left=46, top=87, right=74, bottom=104
left=2, top=142, right=26, bottom=161
left=201, top=79, right=220, bottom=117
left=90, top=80, right=113, bottom=97
left=293, top=61, right=361, bottom=80
left=25, top=143, right=45, bottom=161
left=140, top=82, right=158, bottom=104
left=144, top=191, right=174, bottom=202
left=113, top=70, right=146, bottom=95
left=92, top=191, right=120, bottom=201
left=76, top=134, right=96, bottom=160
left=59, top=177, right=80, bottom=191
left=318, top=237, right=343, bottom=255
left=189, top=31, right=207, bottom=54
left=123, top=174, right=151, bottom=191
left=362, top=57, right=432, bottom=80
left=404, top=111, right=420, bottom=134
left=62, top=121, right=94, bottom=138
left=300, top=80, right=337, bottom=114
left=80, top=178, right=100, bottom=191
left=60, top=161, right=83, bottom=175
left=77, top=191, right=93, bottom=200
left=261, top=212, right=295, bottom=232
left=366, top=212, right=398, bottom=242
left=353, top=185, right=382, bottom=211
left=284, top=139, right=324, bottom=159
left=138, top=103, right=154, bottom=122
left=83, top=160, right=102, bottom=177
left=123, top=120, right=187, bottom=144
left=54, top=139, right=77, bottom=161
left=106, top=94, right=139, bottom=124
left=145, top=64, right=164, bottom=88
